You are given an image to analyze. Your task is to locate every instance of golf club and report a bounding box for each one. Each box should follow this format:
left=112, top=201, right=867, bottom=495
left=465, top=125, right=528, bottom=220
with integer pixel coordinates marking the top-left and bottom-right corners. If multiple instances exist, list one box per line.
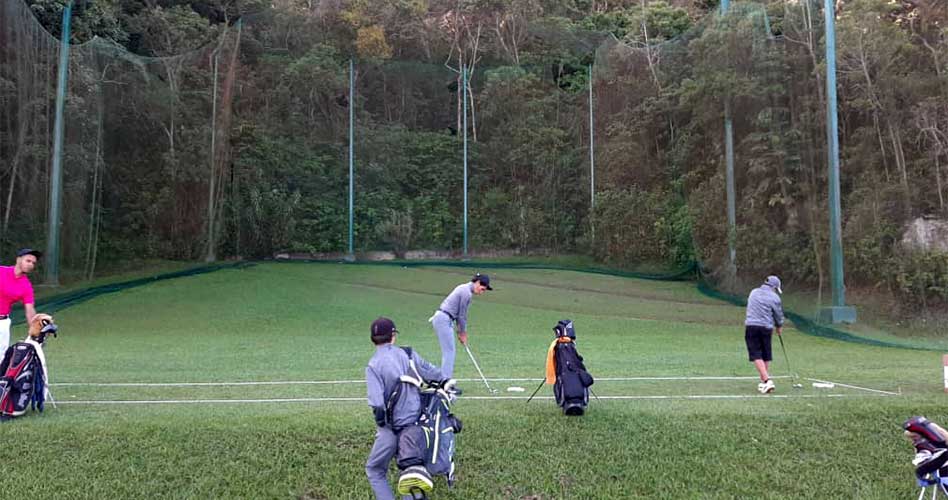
left=777, top=334, right=803, bottom=388
left=463, top=343, right=497, bottom=394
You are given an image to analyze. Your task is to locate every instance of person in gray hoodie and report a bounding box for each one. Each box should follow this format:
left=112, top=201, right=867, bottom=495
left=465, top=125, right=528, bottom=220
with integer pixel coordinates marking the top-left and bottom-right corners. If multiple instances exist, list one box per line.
left=365, top=317, right=444, bottom=500
left=744, top=275, right=785, bottom=394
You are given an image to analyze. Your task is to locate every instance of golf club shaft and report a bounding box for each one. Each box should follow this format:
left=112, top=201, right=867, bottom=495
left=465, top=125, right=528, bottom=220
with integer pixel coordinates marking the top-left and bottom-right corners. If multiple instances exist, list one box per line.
left=777, top=334, right=798, bottom=385
left=464, top=343, right=495, bottom=393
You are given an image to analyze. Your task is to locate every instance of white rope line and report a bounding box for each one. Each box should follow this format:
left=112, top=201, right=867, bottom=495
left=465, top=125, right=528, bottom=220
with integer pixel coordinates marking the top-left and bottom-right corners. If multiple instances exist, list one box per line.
left=52, top=376, right=898, bottom=396
left=52, top=380, right=367, bottom=387
left=51, top=375, right=791, bottom=387
left=55, top=392, right=891, bottom=405
left=57, top=398, right=366, bottom=404
left=803, top=377, right=900, bottom=396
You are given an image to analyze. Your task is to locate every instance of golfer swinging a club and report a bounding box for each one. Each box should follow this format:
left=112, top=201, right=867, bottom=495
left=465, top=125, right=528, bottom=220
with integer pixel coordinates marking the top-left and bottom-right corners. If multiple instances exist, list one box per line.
left=429, top=273, right=492, bottom=379
left=744, top=275, right=785, bottom=394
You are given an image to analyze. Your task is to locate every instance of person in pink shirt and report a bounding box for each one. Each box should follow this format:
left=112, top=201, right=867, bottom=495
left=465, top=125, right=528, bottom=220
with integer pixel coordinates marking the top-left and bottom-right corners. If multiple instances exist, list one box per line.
left=0, top=248, right=40, bottom=353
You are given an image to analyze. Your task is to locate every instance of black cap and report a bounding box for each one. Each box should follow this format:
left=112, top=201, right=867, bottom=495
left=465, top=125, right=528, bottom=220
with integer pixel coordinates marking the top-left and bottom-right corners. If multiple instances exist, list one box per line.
left=473, top=273, right=493, bottom=290
left=16, top=248, right=42, bottom=259
left=370, top=317, right=397, bottom=341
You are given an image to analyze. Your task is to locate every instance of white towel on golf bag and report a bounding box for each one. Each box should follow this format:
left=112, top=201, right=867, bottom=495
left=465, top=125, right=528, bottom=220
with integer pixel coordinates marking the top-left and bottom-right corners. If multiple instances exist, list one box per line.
left=22, top=338, right=50, bottom=402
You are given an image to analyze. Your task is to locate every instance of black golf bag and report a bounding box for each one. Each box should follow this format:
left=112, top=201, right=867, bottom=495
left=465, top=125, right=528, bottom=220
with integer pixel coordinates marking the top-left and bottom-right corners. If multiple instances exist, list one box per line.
left=905, top=417, right=948, bottom=482
left=0, top=341, right=49, bottom=418
left=551, top=320, right=594, bottom=416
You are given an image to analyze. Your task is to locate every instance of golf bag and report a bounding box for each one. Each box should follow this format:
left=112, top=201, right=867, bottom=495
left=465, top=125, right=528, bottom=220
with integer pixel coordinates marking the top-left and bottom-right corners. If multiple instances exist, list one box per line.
left=0, top=340, right=49, bottom=418
left=905, top=417, right=948, bottom=481
left=550, top=320, right=594, bottom=416
left=397, top=380, right=462, bottom=497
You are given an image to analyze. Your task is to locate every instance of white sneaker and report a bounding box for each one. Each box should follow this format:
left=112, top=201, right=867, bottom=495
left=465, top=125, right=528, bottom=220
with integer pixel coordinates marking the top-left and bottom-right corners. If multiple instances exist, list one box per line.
left=762, top=379, right=775, bottom=393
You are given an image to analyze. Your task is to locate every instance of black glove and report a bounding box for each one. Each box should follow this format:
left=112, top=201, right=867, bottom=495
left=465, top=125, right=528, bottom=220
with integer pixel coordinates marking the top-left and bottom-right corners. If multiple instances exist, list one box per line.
left=372, top=406, right=387, bottom=427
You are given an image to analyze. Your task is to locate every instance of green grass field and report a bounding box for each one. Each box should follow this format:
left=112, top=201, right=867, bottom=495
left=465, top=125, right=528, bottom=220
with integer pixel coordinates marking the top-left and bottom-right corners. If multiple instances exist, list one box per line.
left=2, top=262, right=945, bottom=499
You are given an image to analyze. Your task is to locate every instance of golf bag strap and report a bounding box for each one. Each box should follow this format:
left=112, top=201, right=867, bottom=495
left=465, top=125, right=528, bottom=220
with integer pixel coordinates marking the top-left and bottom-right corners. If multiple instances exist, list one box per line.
left=401, top=347, right=423, bottom=386
left=383, top=348, right=425, bottom=426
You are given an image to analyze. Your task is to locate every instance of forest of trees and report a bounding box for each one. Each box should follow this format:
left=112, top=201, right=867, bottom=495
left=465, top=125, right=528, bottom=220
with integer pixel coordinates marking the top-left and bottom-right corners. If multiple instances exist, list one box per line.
left=1, top=0, right=947, bottom=312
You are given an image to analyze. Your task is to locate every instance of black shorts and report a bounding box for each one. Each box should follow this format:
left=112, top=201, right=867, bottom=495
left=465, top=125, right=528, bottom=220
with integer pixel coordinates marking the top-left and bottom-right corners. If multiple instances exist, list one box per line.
left=745, top=325, right=773, bottom=362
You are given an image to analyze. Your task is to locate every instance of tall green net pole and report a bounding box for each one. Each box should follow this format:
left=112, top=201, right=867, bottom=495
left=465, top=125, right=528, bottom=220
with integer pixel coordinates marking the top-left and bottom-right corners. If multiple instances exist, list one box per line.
left=45, top=2, right=72, bottom=286
left=588, top=64, right=595, bottom=242
left=720, top=0, right=737, bottom=285
left=821, top=0, right=856, bottom=323
left=347, top=58, right=355, bottom=260
left=462, top=66, right=469, bottom=258
left=724, top=100, right=736, bottom=277
left=205, top=45, right=220, bottom=263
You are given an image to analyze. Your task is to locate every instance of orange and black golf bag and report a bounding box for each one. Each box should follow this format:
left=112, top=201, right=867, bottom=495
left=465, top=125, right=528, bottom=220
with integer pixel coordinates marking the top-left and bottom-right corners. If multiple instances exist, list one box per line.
left=528, top=319, right=594, bottom=415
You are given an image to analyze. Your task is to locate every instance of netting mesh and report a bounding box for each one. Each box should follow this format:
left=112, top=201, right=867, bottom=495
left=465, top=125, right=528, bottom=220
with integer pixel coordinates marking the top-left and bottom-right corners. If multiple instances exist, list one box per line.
left=1, top=0, right=240, bottom=280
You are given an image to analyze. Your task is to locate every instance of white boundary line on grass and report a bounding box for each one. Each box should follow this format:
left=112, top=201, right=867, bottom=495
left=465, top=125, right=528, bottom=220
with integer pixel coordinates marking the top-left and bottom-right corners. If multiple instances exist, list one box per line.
left=54, top=392, right=890, bottom=405
left=803, top=377, right=900, bottom=396
left=51, top=375, right=792, bottom=387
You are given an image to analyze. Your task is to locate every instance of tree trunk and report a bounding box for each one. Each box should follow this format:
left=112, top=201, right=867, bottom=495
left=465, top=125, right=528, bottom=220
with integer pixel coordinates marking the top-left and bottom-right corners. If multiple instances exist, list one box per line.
left=887, top=121, right=912, bottom=216
left=936, top=152, right=945, bottom=212
left=873, top=115, right=890, bottom=182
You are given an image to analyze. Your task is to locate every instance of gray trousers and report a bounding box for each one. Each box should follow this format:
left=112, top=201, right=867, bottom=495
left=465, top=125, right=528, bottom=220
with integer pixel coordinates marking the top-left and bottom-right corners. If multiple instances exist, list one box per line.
left=431, top=311, right=456, bottom=379
left=365, top=426, right=413, bottom=500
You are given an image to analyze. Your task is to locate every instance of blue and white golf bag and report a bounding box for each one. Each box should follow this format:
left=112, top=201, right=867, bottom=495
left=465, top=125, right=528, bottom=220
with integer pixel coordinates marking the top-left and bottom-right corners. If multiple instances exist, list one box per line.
left=418, top=382, right=462, bottom=483
left=397, top=380, right=462, bottom=488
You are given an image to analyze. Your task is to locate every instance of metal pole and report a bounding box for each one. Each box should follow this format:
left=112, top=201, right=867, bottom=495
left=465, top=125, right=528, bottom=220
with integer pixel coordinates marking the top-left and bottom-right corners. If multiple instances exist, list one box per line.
left=725, top=101, right=736, bottom=275
left=205, top=49, right=219, bottom=262
left=589, top=64, right=595, bottom=241
left=821, top=0, right=856, bottom=323
left=721, top=0, right=736, bottom=284
left=46, top=2, right=72, bottom=286
left=462, top=66, right=469, bottom=258
left=348, top=58, right=355, bottom=260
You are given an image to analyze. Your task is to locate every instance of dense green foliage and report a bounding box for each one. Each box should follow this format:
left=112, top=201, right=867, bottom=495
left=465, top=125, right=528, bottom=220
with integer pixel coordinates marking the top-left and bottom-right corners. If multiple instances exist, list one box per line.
left=1, top=0, right=947, bottom=311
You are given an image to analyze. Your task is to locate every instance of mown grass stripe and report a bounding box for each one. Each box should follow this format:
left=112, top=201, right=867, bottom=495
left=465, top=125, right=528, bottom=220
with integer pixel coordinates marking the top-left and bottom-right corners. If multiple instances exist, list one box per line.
left=50, top=375, right=794, bottom=387
left=54, top=392, right=894, bottom=405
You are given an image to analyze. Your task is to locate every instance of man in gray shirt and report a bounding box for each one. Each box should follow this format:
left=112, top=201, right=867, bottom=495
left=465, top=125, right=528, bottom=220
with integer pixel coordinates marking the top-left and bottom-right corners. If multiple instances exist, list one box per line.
left=429, top=273, right=492, bottom=379
left=365, top=317, right=444, bottom=500
left=744, top=275, right=785, bottom=394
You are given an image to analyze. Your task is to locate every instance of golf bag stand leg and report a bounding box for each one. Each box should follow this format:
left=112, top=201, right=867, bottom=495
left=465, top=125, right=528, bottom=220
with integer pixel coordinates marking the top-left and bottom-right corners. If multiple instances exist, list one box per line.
left=526, top=378, right=545, bottom=403
left=917, top=480, right=948, bottom=500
